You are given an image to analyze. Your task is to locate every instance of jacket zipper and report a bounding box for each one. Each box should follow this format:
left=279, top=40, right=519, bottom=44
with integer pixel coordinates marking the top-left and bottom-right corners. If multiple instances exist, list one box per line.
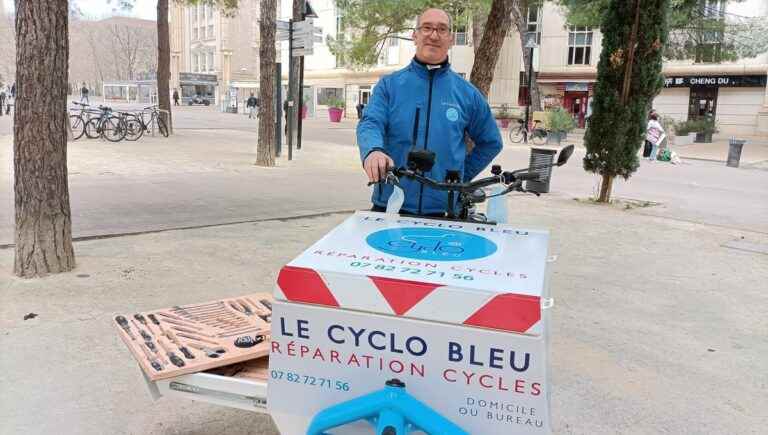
left=417, top=69, right=436, bottom=215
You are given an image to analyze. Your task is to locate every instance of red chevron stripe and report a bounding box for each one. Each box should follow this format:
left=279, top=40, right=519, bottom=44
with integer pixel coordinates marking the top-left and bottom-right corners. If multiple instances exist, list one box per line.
left=277, top=266, right=339, bottom=307
left=369, top=276, right=439, bottom=315
left=463, top=294, right=541, bottom=333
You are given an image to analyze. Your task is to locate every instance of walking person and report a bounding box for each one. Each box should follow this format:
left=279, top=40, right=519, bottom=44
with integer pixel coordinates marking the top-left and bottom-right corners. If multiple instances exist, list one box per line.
left=173, top=89, right=180, bottom=106
left=246, top=92, right=259, bottom=119
left=645, top=112, right=665, bottom=162
left=0, top=87, right=6, bottom=117
left=80, top=83, right=90, bottom=104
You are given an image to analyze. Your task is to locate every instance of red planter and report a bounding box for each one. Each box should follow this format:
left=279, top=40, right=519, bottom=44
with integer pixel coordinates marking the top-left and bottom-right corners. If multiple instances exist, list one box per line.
left=301, top=105, right=308, bottom=119
left=328, top=107, right=344, bottom=122
left=499, top=119, right=511, bottom=128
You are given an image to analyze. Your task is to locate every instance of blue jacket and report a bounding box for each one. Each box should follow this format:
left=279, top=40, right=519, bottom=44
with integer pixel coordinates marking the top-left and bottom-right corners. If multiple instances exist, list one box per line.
left=357, top=58, right=503, bottom=215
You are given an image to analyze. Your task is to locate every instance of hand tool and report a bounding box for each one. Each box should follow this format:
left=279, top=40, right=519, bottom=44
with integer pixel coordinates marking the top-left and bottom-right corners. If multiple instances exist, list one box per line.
left=174, top=301, right=225, bottom=310
left=157, top=338, right=186, bottom=368
left=234, top=335, right=266, bottom=348
left=115, top=315, right=136, bottom=340
left=245, top=297, right=261, bottom=311
left=139, top=342, right=163, bottom=371
left=185, top=342, right=227, bottom=358
left=147, top=314, right=165, bottom=336
left=218, top=327, right=268, bottom=338
left=156, top=311, right=199, bottom=324
left=236, top=299, right=254, bottom=316
left=176, top=332, right=221, bottom=346
left=229, top=301, right=248, bottom=315
left=134, top=313, right=156, bottom=335
left=171, top=326, right=217, bottom=338
left=259, top=299, right=272, bottom=311
left=155, top=316, right=203, bottom=330
left=166, top=329, right=195, bottom=359
left=131, top=318, right=158, bottom=352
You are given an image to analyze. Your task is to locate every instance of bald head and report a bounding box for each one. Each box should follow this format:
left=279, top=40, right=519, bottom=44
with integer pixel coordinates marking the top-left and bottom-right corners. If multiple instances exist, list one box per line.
left=417, top=8, right=452, bottom=29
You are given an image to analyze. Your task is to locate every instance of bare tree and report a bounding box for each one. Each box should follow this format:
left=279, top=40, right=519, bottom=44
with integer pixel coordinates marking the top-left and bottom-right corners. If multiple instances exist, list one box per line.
left=257, top=0, right=277, bottom=166
left=157, top=0, right=172, bottom=130
left=107, top=23, right=155, bottom=80
left=14, top=0, right=75, bottom=277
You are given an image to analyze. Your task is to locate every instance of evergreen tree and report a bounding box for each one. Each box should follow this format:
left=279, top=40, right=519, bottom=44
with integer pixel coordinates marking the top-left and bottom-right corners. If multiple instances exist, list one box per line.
left=583, top=0, right=669, bottom=202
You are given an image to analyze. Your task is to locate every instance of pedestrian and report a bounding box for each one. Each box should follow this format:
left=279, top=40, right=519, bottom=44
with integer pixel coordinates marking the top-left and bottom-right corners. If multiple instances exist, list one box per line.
left=0, top=87, right=6, bottom=117
left=356, top=102, right=365, bottom=119
left=357, top=8, right=502, bottom=216
left=10, top=82, right=16, bottom=98
left=645, top=112, right=665, bottom=162
left=80, top=83, right=89, bottom=104
left=247, top=92, right=259, bottom=119
left=173, top=89, right=180, bottom=106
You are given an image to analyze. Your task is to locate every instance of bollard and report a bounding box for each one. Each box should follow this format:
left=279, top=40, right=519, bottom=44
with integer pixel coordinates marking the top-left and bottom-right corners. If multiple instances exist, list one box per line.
left=727, top=138, right=746, bottom=168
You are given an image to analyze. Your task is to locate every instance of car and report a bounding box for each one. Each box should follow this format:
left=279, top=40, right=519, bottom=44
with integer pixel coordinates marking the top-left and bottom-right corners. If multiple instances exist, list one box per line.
left=188, top=95, right=211, bottom=106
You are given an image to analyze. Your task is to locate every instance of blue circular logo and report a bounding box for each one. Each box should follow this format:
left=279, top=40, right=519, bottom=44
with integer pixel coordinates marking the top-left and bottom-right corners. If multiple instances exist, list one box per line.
left=366, top=227, right=497, bottom=261
left=446, top=107, right=459, bottom=122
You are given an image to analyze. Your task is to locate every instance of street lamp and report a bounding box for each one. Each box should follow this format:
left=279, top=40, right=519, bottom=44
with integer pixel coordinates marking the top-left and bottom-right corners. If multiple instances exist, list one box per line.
left=524, top=33, right=539, bottom=142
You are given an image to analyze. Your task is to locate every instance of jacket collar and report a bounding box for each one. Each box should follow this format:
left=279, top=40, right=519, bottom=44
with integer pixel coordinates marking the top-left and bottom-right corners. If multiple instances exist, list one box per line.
left=410, top=56, right=451, bottom=79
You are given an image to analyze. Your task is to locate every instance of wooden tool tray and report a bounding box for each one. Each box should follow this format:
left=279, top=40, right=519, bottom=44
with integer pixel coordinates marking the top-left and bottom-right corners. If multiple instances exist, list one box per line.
left=114, top=293, right=273, bottom=381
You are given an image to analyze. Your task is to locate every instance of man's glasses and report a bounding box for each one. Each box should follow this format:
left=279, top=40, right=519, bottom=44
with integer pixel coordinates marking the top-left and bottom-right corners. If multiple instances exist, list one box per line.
left=416, top=25, right=450, bottom=38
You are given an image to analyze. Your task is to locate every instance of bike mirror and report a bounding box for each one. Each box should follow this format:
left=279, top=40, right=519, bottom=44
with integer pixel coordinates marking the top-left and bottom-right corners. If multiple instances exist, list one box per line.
left=407, top=150, right=436, bottom=173
left=556, top=144, right=575, bottom=166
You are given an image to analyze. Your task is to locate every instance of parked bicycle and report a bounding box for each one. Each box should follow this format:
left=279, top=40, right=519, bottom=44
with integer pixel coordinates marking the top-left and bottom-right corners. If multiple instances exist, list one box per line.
left=68, top=103, right=168, bottom=142
left=508, top=118, right=548, bottom=145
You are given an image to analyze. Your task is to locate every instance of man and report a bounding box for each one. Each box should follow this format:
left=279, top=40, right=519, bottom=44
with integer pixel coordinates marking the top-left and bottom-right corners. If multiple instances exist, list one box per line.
left=80, top=83, right=89, bottom=104
left=247, top=92, right=259, bottom=119
left=0, top=86, right=5, bottom=117
left=357, top=8, right=502, bottom=216
left=173, top=89, right=180, bottom=106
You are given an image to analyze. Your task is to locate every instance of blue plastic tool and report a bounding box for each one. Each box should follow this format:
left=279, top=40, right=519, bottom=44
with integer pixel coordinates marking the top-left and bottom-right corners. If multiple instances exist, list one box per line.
left=306, top=379, right=469, bottom=435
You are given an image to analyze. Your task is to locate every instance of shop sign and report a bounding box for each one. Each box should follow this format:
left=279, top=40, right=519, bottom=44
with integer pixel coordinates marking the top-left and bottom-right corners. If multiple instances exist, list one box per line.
left=179, top=72, right=218, bottom=83
left=565, top=83, right=589, bottom=92
left=663, top=75, right=767, bottom=88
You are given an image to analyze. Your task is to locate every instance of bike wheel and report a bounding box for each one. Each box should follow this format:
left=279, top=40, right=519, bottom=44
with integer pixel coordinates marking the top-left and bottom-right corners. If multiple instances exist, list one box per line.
left=157, top=116, right=169, bottom=137
left=508, top=126, right=525, bottom=143
left=85, top=117, right=102, bottom=139
left=101, top=116, right=126, bottom=142
left=69, top=114, right=85, bottom=140
left=123, top=115, right=144, bottom=141
left=532, top=129, right=548, bottom=145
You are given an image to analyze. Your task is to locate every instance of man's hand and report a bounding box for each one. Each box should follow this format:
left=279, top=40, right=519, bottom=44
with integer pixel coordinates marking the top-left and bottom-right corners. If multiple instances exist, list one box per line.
left=363, top=151, right=394, bottom=183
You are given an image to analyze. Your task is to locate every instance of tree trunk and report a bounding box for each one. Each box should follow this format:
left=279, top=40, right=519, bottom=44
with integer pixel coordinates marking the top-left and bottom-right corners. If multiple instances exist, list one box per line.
left=157, top=0, right=172, bottom=133
left=597, top=174, right=614, bottom=203
left=469, top=0, right=513, bottom=97
left=595, top=0, right=639, bottom=204
left=512, top=0, right=542, bottom=111
left=13, top=0, right=75, bottom=277
left=471, top=9, right=487, bottom=56
left=257, top=0, right=277, bottom=166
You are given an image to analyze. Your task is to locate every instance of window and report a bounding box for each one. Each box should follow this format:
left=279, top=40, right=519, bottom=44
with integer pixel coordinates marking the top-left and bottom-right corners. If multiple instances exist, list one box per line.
left=389, top=36, right=399, bottom=47
left=201, top=53, right=207, bottom=72
left=207, top=24, right=214, bottom=39
left=317, top=88, right=343, bottom=106
left=568, top=26, right=593, bottom=65
left=526, top=6, right=542, bottom=45
left=207, top=52, right=214, bottom=71
left=518, top=72, right=529, bottom=106
left=454, top=22, right=468, bottom=46
left=193, top=27, right=198, bottom=41
left=192, top=54, right=199, bottom=72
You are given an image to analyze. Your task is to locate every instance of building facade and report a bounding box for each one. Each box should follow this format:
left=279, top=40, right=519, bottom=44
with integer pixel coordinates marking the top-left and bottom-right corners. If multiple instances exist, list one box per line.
left=172, top=0, right=768, bottom=134
left=526, top=1, right=768, bottom=134
left=170, top=0, right=273, bottom=108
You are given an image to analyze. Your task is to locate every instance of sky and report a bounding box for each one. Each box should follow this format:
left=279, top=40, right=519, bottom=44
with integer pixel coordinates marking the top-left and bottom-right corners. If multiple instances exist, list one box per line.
left=3, top=0, right=157, bottom=21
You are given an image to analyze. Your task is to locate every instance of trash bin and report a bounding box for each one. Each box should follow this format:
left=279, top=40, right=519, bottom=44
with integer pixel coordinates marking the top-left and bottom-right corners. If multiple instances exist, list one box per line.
left=727, top=138, right=746, bottom=168
left=526, top=148, right=558, bottom=193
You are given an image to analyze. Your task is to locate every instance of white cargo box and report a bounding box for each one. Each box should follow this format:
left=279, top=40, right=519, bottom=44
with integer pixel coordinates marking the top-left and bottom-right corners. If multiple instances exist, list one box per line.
left=275, top=211, right=552, bottom=336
